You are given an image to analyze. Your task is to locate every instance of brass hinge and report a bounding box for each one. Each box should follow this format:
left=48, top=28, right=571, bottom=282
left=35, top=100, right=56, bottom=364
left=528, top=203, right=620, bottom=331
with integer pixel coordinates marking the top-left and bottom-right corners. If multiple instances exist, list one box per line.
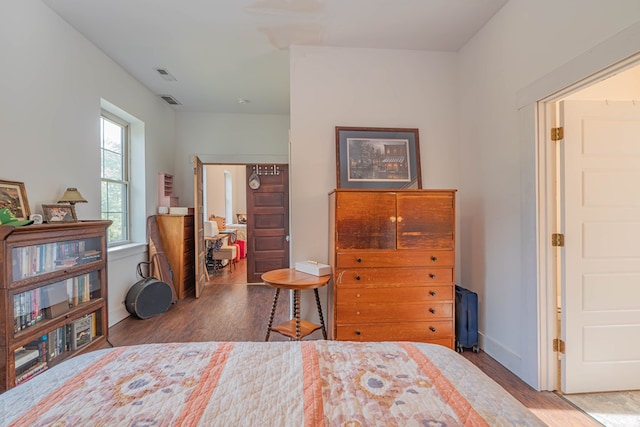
left=552, top=233, right=564, bottom=247
left=553, top=338, right=565, bottom=354
left=551, top=127, right=564, bottom=141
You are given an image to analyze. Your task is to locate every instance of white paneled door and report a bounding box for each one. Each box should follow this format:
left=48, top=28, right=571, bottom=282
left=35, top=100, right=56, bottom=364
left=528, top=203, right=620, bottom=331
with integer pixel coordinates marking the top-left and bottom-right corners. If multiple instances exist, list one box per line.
left=560, top=100, right=640, bottom=393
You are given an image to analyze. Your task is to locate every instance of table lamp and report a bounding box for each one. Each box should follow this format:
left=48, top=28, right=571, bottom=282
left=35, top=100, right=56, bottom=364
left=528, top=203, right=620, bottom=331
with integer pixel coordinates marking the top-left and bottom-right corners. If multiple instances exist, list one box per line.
left=58, top=188, right=87, bottom=206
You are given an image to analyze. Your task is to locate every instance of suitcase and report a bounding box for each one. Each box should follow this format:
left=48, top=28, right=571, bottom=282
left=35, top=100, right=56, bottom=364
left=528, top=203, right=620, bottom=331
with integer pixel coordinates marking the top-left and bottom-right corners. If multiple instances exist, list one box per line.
left=455, top=285, right=479, bottom=353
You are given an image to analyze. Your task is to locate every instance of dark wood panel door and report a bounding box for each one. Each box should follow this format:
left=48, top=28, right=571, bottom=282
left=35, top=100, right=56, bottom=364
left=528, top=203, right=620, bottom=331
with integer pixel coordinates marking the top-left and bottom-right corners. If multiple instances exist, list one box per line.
left=246, top=164, right=289, bottom=282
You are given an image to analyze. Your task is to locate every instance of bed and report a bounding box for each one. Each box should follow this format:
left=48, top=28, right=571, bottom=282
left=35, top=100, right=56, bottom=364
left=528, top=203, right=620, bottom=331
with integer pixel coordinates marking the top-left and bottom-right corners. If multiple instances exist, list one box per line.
left=0, top=341, right=544, bottom=426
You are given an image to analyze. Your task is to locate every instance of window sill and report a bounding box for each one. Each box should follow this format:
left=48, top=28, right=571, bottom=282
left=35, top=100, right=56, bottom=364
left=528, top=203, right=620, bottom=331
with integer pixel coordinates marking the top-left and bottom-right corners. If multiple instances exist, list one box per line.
left=108, top=242, right=147, bottom=262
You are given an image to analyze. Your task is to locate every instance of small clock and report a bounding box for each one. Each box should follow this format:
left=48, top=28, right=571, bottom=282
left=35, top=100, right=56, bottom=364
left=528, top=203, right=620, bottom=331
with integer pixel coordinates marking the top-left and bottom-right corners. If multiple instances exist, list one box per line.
left=248, top=171, right=261, bottom=190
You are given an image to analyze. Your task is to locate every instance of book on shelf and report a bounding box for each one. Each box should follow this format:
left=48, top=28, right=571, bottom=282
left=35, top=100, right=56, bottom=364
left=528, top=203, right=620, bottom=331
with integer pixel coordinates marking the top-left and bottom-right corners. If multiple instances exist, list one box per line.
left=70, top=274, right=92, bottom=306
left=15, top=362, right=48, bottom=385
left=71, top=315, right=93, bottom=350
left=13, top=289, right=45, bottom=332
left=46, top=326, right=68, bottom=360
left=55, top=257, right=78, bottom=268
left=77, top=250, right=101, bottom=264
left=24, top=335, right=49, bottom=363
left=14, top=348, right=40, bottom=376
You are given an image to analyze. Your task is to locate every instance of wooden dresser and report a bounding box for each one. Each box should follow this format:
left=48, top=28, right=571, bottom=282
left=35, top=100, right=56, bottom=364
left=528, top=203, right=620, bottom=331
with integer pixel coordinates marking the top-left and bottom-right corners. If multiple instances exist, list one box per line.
left=157, top=214, right=194, bottom=299
left=328, top=189, right=456, bottom=349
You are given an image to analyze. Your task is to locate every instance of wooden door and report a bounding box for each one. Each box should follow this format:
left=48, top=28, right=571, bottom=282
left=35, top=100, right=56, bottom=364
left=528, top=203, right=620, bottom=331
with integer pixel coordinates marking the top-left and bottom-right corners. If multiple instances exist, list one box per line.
left=560, top=100, right=640, bottom=393
left=193, top=155, right=206, bottom=297
left=246, top=164, right=290, bottom=282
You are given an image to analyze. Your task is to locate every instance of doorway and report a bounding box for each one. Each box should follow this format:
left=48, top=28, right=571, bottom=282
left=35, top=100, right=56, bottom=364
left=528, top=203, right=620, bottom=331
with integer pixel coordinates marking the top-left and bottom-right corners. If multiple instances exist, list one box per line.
left=204, top=164, right=248, bottom=284
left=195, top=161, right=290, bottom=285
left=537, top=61, right=640, bottom=393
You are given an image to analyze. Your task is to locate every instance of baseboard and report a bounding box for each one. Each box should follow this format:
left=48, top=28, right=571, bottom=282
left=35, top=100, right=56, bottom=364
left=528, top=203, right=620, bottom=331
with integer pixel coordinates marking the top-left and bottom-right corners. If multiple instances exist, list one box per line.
left=480, top=332, right=523, bottom=378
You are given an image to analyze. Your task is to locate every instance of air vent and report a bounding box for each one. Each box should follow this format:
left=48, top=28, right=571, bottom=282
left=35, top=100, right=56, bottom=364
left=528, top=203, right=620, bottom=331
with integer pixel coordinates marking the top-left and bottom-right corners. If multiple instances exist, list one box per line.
left=154, top=68, right=177, bottom=81
left=159, top=95, right=181, bottom=105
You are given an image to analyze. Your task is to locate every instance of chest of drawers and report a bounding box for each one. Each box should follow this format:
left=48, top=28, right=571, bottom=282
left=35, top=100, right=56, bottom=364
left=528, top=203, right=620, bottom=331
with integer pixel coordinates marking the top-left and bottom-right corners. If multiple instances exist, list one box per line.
left=328, top=190, right=456, bottom=349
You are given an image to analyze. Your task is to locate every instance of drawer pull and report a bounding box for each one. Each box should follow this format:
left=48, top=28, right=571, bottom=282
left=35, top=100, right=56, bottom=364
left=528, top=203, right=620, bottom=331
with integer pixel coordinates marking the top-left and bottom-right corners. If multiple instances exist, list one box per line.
left=356, top=293, right=361, bottom=298
left=429, top=308, right=436, bottom=314
left=355, top=330, right=361, bottom=336
left=356, top=311, right=360, bottom=315
left=356, top=257, right=362, bottom=263
left=355, top=275, right=361, bottom=280
left=429, top=326, right=436, bottom=332
left=429, top=273, right=436, bottom=279
left=431, top=256, right=438, bottom=262
left=429, top=291, right=437, bottom=296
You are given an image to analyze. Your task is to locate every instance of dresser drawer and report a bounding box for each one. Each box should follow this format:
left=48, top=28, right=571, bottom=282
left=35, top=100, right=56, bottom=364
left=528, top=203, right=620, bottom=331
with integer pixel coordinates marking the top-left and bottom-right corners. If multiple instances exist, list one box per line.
left=335, top=268, right=452, bottom=285
left=335, top=321, right=453, bottom=342
left=336, top=301, right=452, bottom=323
left=337, top=284, right=453, bottom=303
left=336, top=250, right=453, bottom=268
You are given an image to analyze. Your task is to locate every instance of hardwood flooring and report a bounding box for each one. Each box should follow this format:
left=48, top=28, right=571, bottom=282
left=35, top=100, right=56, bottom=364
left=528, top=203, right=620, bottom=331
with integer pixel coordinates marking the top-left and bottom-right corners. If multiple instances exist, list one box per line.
left=108, top=260, right=599, bottom=427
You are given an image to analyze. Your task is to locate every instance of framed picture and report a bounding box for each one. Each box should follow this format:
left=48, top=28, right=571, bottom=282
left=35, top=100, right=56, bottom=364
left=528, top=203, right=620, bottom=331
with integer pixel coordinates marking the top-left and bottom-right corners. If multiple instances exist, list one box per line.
left=42, top=204, right=77, bottom=223
left=335, top=127, right=422, bottom=189
left=0, top=180, right=30, bottom=219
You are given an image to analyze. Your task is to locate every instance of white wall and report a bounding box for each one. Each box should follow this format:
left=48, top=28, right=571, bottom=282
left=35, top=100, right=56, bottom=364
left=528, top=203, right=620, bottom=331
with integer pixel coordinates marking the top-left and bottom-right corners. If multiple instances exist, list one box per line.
left=1, top=1, right=176, bottom=325
left=289, top=46, right=459, bottom=324
left=205, top=164, right=246, bottom=222
left=174, top=112, right=290, bottom=208
left=458, top=0, right=640, bottom=387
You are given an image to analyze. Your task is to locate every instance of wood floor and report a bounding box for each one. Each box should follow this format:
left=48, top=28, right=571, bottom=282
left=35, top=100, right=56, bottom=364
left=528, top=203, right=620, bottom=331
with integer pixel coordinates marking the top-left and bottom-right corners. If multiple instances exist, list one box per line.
left=108, top=258, right=599, bottom=427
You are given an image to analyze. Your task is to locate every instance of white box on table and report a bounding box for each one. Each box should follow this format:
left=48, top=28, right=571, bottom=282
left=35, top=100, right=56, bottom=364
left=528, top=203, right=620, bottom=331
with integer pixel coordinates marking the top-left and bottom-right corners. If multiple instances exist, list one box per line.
left=295, top=261, right=332, bottom=276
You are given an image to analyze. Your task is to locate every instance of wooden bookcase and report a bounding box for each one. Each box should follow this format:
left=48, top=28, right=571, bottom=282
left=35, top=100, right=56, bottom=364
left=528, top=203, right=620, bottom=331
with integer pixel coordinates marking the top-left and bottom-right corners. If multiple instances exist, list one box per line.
left=0, top=220, right=111, bottom=392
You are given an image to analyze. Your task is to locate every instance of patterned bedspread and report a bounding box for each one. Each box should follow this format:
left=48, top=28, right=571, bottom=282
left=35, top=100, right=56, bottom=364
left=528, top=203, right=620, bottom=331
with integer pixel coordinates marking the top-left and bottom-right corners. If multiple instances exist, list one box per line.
left=0, top=341, right=545, bottom=426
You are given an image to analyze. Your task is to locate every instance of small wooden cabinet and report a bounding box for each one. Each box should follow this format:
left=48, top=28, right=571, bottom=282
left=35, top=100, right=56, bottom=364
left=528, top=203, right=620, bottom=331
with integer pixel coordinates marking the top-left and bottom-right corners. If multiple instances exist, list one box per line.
left=157, top=214, right=194, bottom=299
left=0, top=220, right=111, bottom=392
left=328, top=189, right=456, bottom=349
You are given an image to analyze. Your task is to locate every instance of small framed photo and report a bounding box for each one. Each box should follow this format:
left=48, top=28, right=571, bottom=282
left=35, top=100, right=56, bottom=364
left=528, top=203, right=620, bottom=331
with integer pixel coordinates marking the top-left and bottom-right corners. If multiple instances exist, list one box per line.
left=42, top=204, right=77, bottom=223
left=335, top=127, right=422, bottom=189
left=0, top=180, right=30, bottom=219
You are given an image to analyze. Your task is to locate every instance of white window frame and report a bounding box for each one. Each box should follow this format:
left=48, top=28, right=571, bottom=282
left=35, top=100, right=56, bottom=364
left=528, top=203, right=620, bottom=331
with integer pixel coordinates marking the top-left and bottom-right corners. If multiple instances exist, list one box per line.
left=100, top=110, right=131, bottom=246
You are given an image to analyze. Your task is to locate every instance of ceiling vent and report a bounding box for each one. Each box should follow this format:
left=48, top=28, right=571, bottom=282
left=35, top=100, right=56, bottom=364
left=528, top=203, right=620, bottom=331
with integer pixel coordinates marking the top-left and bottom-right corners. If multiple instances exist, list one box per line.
left=155, top=68, right=177, bottom=81
left=159, top=95, right=181, bottom=105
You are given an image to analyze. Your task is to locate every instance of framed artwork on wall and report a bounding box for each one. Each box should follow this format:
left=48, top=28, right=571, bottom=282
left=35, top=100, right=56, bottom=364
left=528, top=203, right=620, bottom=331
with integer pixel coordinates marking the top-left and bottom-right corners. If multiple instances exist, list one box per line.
left=0, top=180, right=30, bottom=220
left=335, top=127, right=422, bottom=189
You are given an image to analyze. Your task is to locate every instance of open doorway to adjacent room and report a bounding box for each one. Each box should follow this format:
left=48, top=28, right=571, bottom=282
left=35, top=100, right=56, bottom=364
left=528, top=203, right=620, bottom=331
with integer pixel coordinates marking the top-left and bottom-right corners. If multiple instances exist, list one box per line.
left=195, top=162, right=290, bottom=286
left=204, top=164, right=249, bottom=285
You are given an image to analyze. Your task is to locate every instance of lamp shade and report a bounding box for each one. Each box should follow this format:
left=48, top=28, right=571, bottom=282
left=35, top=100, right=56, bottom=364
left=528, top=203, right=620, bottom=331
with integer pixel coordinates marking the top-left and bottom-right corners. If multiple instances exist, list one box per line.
left=58, top=188, right=87, bottom=205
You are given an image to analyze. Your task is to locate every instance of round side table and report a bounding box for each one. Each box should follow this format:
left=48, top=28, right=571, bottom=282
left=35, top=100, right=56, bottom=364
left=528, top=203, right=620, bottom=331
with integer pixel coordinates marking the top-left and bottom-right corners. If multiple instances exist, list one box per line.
left=261, top=268, right=330, bottom=341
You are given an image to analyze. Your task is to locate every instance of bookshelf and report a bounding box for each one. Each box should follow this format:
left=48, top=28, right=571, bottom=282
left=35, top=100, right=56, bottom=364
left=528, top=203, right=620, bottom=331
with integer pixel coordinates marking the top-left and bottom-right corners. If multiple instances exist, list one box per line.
left=158, top=173, right=179, bottom=208
left=0, top=220, right=111, bottom=392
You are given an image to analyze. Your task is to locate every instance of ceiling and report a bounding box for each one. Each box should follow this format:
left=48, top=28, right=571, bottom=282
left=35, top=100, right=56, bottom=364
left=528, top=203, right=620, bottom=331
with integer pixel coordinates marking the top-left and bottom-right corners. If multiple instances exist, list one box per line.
left=41, top=0, right=508, bottom=115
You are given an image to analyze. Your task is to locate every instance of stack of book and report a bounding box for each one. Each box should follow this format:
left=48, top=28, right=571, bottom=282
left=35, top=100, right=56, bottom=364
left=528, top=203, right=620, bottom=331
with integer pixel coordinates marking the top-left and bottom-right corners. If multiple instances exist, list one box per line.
left=14, top=313, right=97, bottom=385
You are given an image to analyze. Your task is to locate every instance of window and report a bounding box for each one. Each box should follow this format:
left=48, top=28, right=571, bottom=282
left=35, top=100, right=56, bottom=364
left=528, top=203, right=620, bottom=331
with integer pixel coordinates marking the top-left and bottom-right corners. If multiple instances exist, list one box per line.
left=100, top=111, right=130, bottom=245
left=224, top=170, right=233, bottom=225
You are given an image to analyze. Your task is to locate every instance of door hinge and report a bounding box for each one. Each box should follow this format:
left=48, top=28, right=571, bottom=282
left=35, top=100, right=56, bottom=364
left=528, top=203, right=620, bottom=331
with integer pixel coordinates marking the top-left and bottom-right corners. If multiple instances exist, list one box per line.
left=552, top=233, right=564, bottom=247
left=551, top=127, right=564, bottom=141
left=553, top=338, right=565, bottom=354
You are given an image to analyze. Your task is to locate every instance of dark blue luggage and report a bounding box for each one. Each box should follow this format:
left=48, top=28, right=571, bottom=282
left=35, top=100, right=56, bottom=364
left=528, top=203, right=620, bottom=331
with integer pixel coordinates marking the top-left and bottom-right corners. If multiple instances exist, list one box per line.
left=455, top=285, right=479, bottom=353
